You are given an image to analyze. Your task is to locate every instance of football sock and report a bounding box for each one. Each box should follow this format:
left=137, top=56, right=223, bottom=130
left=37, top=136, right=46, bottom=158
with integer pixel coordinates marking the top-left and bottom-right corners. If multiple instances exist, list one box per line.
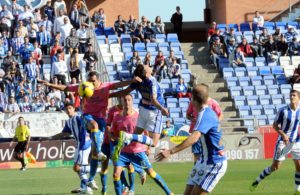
left=80, top=165, right=90, bottom=173
left=295, top=172, right=300, bottom=191
left=129, top=134, right=154, bottom=147
left=149, top=170, right=172, bottom=195
left=90, top=129, right=102, bottom=153
left=121, top=169, right=129, bottom=188
left=88, top=158, right=98, bottom=182
left=256, top=166, right=272, bottom=183
left=128, top=168, right=135, bottom=192
left=113, top=177, right=122, bottom=195
left=100, top=170, right=108, bottom=193
left=78, top=171, right=88, bottom=190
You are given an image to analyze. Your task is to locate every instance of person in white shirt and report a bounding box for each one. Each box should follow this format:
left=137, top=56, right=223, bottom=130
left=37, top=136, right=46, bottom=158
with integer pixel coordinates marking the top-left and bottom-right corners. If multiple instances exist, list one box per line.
left=54, top=0, right=67, bottom=17
left=0, top=5, right=13, bottom=28
left=38, top=15, right=53, bottom=33
left=77, top=23, right=88, bottom=53
left=51, top=52, right=68, bottom=84
left=5, top=96, right=20, bottom=113
left=253, top=11, right=264, bottom=30
left=53, top=9, right=66, bottom=34
left=59, top=17, right=73, bottom=46
left=18, top=5, right=34, bottom=25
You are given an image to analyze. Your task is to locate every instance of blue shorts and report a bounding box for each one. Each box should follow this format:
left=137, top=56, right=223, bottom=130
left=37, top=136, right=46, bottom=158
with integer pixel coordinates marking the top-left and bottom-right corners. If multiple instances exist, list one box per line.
left=192, top=141, right=201, bottom=155
left=101, top=142, right=114, bottom=158
left=115, top=152, right=152, bottom=170
left=82, top=114, right=106, bottom=132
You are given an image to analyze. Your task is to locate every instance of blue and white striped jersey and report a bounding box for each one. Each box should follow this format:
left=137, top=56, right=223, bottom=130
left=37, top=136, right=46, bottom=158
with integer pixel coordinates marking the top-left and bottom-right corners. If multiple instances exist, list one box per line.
left=274, top=105, right=300, bottom=142
left=62, top=115, right=91, bottom=150
left=194, top=106, right=226, bottom=164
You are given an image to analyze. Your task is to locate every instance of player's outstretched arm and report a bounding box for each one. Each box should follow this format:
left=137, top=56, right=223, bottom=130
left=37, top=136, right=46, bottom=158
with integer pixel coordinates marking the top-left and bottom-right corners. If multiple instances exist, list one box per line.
left=109, top=86, right=134, bottom=98
left=273, top=122, right=289, bottom=145
left=110, top=76, right=142, bottom=90
left=151, top=94, right=169, bottom=116
left=155, top=131, right=201, bottom=161
left=37, top=79, right=68, bottom=91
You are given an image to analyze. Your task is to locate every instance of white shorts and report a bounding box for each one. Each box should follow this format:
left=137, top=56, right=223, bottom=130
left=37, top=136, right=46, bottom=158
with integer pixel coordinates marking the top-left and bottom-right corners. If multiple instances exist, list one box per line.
left=136, top=106, right=162, bottom=134
left=274, top=141, right=300, bottom=161
left=73, top=147, right=91, bottom=165
left=187, top=160, right=227, bottom=193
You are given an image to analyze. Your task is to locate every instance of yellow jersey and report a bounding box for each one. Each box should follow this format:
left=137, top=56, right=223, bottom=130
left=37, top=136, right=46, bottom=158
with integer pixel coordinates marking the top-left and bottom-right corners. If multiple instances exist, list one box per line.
left=15, top=125, right=30, bottom=142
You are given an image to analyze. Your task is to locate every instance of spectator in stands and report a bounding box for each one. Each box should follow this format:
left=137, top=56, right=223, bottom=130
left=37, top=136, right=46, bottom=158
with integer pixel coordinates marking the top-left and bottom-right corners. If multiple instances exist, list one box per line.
left=33, top=9, right=42, bottom=24
left=46, top=97, right=61, bottom=111
left=0, top=38, right=7, bottom=59
left=224, top=27, right=237, bottom=46
left=10, top=0, right=24, bottom=26
left=238, top=38, right=253, bottom=57
left=154, top=50, right=165, bottom=66
left=259, top=28, right=269, bottom=49
left=140, top=16, right=148, bottom=28
left=127, top=51, right=141, bottom=75
left=250, top=37, right=263, bottom=58
left=1, top=30, right=10, bottom=51
left=0, top=17, right=10, bottom=36
left=54, top=0, right=67, bottom=17
left=93, top=8, right=106, bottom=31
left=176, top=77, right=191, bottom=98
left=272, top=28, right=282, bottom=42
left=289, top=37, right=300, bottom=56
left=144, top=21, right=156, bottom=42
left=38, top=25, right=51, bottom=55
left=77, top=23, right=89, bottom=54
left=69, top=48, right=81, bottom=82
left=18, top=95, right=32, bottom=112
left=59, top=17, right=73, bottom=46
left=209, top=29, right=224, bottom=46
left=153, top=16, right=165, bottom=34
left=132, top=24, right=145, bottom=43
left=32, top=42, right=43, bottom=79
left=207, top=21, right=217, bottom=39
left=153, top=59, right=167, bottom=82
left=18, top=5, right=34, bottom=26
left=126, top=14, right=137, bottom=34
left=11, top=30, right=24, bottom=56
left=232, top=47, right=246, bottom=67
left=226, top=38, right=236, bottom=65
left=51, top=52, right=68, bottom=84
left=16, top=78, right=32, bottom=103
left=170, top=6, right=183, bottom=41
left=162, top=120, right=175, bottom=137
left=44, top=0, right=55, bottom=22
left=277, top=34, right=289, bottom=56
left=168, top=58, right=181, bottom=78
left=32, top=83, right=45, bottom=98
left=32, top=95, right=45, bottom=112
left=285, top=26, right=299, bottom=43
left=210, top=36, right=227, bottom=67
left=50, top=40, right=62, bottom=61
left=18, top=36, right=34, bottom=66
left=0, top=87, right=7, bottom=111
left=83, top=43, right=98, bottom=72
left=143, top=52, right=152, bottom=67
left=65, top=28, right=79, bottom=54
left=5, top=95, right=20, bottom=113
left=264, top=35, right=278, bottom=62
left=253, top=11, right=264, bottom=31
left=114, top=15, right=127, bottom=37
left=290, top=64, right=300, bottom=84
left=54, top=9, right=66, bottom=34
left=2, top=51, right=16, bottom=73
left=166, top=50, right=179, bottom=67
left=0, top=5, right=13, bottom=31
left=39, top=15, right=53, bottom=33
left=23, top=56, right=37, bottom=92
left=69, top=4, right=80, bottom=29
left=17, top=20, right=28, bottom=38
left=27, top=18, right=39, bottom=44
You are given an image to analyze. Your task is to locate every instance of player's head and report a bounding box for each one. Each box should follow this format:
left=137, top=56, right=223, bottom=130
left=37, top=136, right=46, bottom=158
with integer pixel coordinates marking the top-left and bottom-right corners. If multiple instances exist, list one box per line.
left=192, top=84, right=209, bottom=109
left=290, top=90, right=300, bottom=105
left=133, top=64, right=147, bottom=80
left=64, top=103, right=76, bottom=117
left=18, top=116, right=24, bottom=125
left=87, top=71, right=100, bottom=86
left=122, top=94, right=133, bottom=110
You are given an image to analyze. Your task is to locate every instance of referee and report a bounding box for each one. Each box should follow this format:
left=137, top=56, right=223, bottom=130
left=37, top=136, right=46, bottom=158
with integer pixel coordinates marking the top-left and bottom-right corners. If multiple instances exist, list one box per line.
left=10, top=116, right=31, bottom=171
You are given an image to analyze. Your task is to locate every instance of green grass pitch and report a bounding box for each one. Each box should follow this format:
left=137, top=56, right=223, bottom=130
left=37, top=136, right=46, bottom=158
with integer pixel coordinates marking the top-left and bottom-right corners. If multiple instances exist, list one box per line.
left=0, top=159, right=297, bottom=195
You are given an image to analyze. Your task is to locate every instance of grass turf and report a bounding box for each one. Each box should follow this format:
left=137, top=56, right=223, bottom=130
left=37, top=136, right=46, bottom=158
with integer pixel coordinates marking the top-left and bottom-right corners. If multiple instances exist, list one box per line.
left=0, top=159, right=297, bottom=195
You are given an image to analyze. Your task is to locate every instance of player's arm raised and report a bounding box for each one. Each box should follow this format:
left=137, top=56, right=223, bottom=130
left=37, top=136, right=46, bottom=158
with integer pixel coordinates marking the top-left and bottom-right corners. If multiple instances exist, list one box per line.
left=150, top=93, right=169, bottom=116
left=109, top=86, right=134, bottom=98
left=110, top=76, right=142, bottom=90
left=37, top=79, right=68, bottom=92
left=155, top=131, right=201, bottom=161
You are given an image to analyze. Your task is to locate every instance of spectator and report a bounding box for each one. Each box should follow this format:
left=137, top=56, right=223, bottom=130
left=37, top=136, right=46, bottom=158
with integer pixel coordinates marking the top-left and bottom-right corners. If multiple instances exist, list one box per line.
left=32, top=95, right=45, bottom=112
left=38, top=25, right=51, bottom=55
left=127, top=51, right=141, bottom=75
left=10, top=0, right=24, bottom=25
left=53, top=10, right=66, bottom=34
left=153, top=58, right=167, bottom=82
left=0, top=38, right=7, bottom=59
left=162, top=120, right=175, bottom=137
left=166, top=50, right=179, bottom=67
left=23, top=56, right=37, bottom=92
left=259, top=28, right=269, bottom=48
left=5, top=95, right=20, bottom=113
left=132, top=24, right=145, bottom=43
left=51, top=52, right=67, bottom=84
left=0, top=17, right=10, bottom=35
left=17, top=20, right=28, bottom=38
left=65, top=28, right=79, bottom=54
left=93, top=8, right=106, bottom=31
left=168, top=58, right=181, bottom=78
left=38, top=15, right=53, bottom=33
left=33, top=9, right=42, bottom=24
left=69, top=4, right=80, bottom=29
left=50, top=40, right=63, bottom=61
left=11, top=30, right=24, bottom=56
left=69, top=48, right=81, bottom=82
left=226, top=38, right=236, bottom=65
left=0, top=86, right=7, bottom=111
left=126, top=14, right=137, bottom=34
left=46, top=98, right=61, bottom=111
left=207, top=21, right=217, bottom=40
left=139, top=16, right=148, bottom=28
left=143, top=52, right=152, bottom=67
left=175, top=77, right=191, bottom=98
left=285, top=26, right=299, bottom=42
left=59, top=17, right=73, bottom=46
left=144, top=21, right=156, bottom=42
left=224, top=27, right=237, bottom=46
left=44, top=0, right=55, bottom=22
left=0, top=5, right=13, bottom=30
left=77, top=23, right=89, bottom=53
left=264, top=35, right=278, bottom=63
left=16, top=78, right=32, bottom=103
left=54, top=0, right=67, bottom=17
left=27, top=18, right=38, bottom=44
left=272, top=28, right=282, bottom=42
left=32, top=83, right=45, bottom=98
left=250, top=37, right=263, bottom=58
left=18, top=5, right=34, bottom=26
left=290, top=64, right=300, bottom=84
left=153, top=16, right=165, bottom=34
left=18, top=95, right=32, bottom=112
left=114, top=15, right=127, bottom=37
left=232, top=47, right=246, bottom=67
left=32, top=42, right=43, bottom=79
left=289, top=37, right=300, bottom=56
left=253, top=11, right=264, bottom=31
left=239, top=38, right=253, bottom=57
left=154, top=50, right=165, bottom=66
left=2, top=51, right=16, bottom=73
left=83, top=43, right=98, bottom=72
left=170, top=6, right=183, bottom=41
left=277, top=35, right=289, bottom=56
left=18, top=36, right=34, bottom=66
left=210, top=37, right=227, bottom=67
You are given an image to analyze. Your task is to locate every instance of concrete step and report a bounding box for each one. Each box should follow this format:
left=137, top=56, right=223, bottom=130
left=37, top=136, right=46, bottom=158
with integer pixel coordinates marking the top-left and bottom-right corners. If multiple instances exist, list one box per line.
left=222, top=111, right=237, bottom=118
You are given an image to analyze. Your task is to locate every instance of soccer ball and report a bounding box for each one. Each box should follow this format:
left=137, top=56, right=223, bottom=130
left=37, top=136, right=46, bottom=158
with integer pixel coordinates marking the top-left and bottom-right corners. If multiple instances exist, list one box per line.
left=161, top=129, right=168, bottom=136
left=78, top=81, right=94, bottom=98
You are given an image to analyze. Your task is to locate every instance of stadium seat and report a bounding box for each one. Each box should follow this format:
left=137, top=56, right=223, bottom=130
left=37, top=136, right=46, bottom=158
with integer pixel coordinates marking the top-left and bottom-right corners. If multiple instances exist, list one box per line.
left=238, top=106, right=251, bottom=117
left=102, top=52, right=112, bottom=63
left=263, top=22, right=275, bottom=30
left=263, top=105, right=276, bottom=115
left=120, top=34, right=131, bottom=44
left=122, top=43, right=133, bottom=53
left=240, top=23, right=251, bottom=32
left=230, top=86, right=243, bottom=97
left=256, top=115, right=268, bottom=126
left=118, top=70, right=131, bottom=80
left=243, top=86, right=255, bottom=96
left=275, top=104, right=286, bottom=112
left=246, top=67, right=259, bottom=77
left=255, top=57, right=266, bottom=67
left=263, top=75, right=275, bottom=85
left=156, top=34, right=166, bottom=43
left=245, top=57, right=255, bottom=67
left=234, top=96, right=246, bottom=108
left=280, top=84, right=292, bottom=94
left=134, top=42, right=146, bottom=52
left=255, top=85, right=267, bottom=95
left=160, top=78, right=171, bottom=84
left=271, top=94, right=284, bottom=105
left=279, top=56, right=291, bottom=67
left=259, top=67, right=271, bottom=76
left=160, top=83, right=170, bottom=89
left=235, top=31, right=243, bottom=43
left=271, top=66, right=284, bottom=75
left=275, top=22, right=287, bottom=30
left=99, top=44, right=109, bottom=53
left=223, top=68, right=234, bottom=79
left=259, top=95, right=271, bottom=105
left=251, top=76, right=263, bottom=86
left=267, top=85, right=279, bottom=95
left=267, top=114, right=276, bottom=125
left=217, top=24, right=227, bottom=32
left=158, top=42, right=170, bottom=52
left=294, top=83, right=300, bottom=91
left=108, top=35, right=119, bottom=44
left=167, top=33, right=179, bottom=42
left=246, top=95, right=259, bottom=106
left=292, top=56, right=300, bottom=67
left=179, top=101, right=189, bottom=109
left=243, top=116, right=255, bottom=127
left=288, top=21, right=299, bottom=29
left=284, top=96, right=291, bottom=104
left=110, top=44, right=121, bottom=53
left=105, top=63, right=115, bottom=71
left=146, top=42, right=158, bottom=52
left=251, top=105, right=263, bottom=116
left=235, top=67, right=247, bottom=77
left=104, top=27, right=115, bottom=36
left=124, top=52, right=133, bottom=61
left=268, top=61, right=278, bottom=67
left=170, top=42, right=182, bottom=52
left=96, top=35, right=107, bottom=44
left=228, top=23, right=239, bottom=31
left=239, top=77, right=250, bottom=87
left=173, top=118, right=185, bottom=124
left=276, top=75, right=288, bottom=84
left=174, top=51, right=184, bottom=60
left=284, top=66, right=295, bottom=78
left=169, top=108, right=181, bottom=118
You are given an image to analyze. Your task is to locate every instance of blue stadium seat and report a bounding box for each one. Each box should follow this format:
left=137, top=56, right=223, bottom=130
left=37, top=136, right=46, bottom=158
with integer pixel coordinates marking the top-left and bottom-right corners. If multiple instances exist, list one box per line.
left=284, top=95, right=291, bottom=104
left=275, top=104, right=286, bottom=112
left=217, top=24, right=227, bottom=32
left=244, top=34, right=254, bottom=44
left=235, top=31, right=243, bottom=43
left=239, top=77, right=251, bottom=87
left=246, top=67, right=259, bottom=77
left=223, top=68, right=234, bottom=79
left=255, top=57, right=266, bottom=67
left=275, top=22, right=287, bottom=30
left=276, top=75, right=288, bottom=84
left=272, top=94, right=284, bottom=105
left=256, top=115, right=268, bottom=126
left=267, top=114, right=276, bottom=125
left=226, top=77, right=238, bottom=88
left=118, top=70, right=131, bottom=80
left=271, top=66, right=284, bottom=75
left=120, top=34, right=131, bottom=44
left=158, top=42, right=170, bottom=52
left=169, top=108, right=181, bottom=118
left=160, top=78, right=171, bottom=84
left=251, top=76, right=263, bottom=86
left=134, top=42, right=146, bottom=52
left=243, top=86, right=255, bottom=96
left=263, top=105, right=276, bottom=115
left=173, top=118, right=185, bottom=124
left=108, top=35, right=119, bottom=44
left=106, top=64, right=115, bottom=71
left=228, top=23, right=239, bottom=31
left=181, top=69, right=191, bottom=74
left=133, top=99, right=140, bottom=104
left=125, top=52, right=133, bottom=61
left=179, top=98, right=190, bottom=103
left=288, top=21, right=299, bottom=29
left=170, top=42, right=182, bottom=52
left=95, top=28, right=104, bottom=36
left=259, top=67, right=271, bottom=76
left=167, top=33, right=179, bottom=42
left=245, top=57, right=255, bottom=67
left=264, top=22, right=275, bottom=30
left=246, top=95, right=259, bottom=106
left=235, top=67, right=247, bottom=77
left=244, top=116, right=255, bottom=127
left=160, top=83, right=170, bottom=89
left=234, top=96, right=246, bottom=108
left=255, top=85, right=267, bottom=95
left=267, top=85, right=279, bottom=95
left=174, top=51, right=184, bottom=60
left=251, top=105, right=263, bottom=116
left=263, top=75, right=276, bottom=85
left=96, top=35, right=107, bottom=44
left=104, top=27, right=115, bottom=36
left=156, top=34, right=167, bottom=43
left=239, top=106, right=251, bottom=117
left=230, top=86, right=242, bottom=97
left=122, top=43, right=133, bottom=53
left=240, top=23, right=251, bottom=31
left=243, top=31, right=254, bottom=36
left=259, top=95, right=271, bottom=105
left=267, top=61, right=278, bottom=67
left=280, top=84, right=292, bottom=94
left=179, top=101, right=189, bottom=108
left=146, top=42, right=158, bottom=52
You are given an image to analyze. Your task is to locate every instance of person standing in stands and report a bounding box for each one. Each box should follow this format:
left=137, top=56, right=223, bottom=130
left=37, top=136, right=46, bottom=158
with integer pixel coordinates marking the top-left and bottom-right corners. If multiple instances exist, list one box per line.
left=10, top=116, right=31, bottom=171
left=253, top=11, right=264, bottom=31
left=170, top=6, right=183, bottom=41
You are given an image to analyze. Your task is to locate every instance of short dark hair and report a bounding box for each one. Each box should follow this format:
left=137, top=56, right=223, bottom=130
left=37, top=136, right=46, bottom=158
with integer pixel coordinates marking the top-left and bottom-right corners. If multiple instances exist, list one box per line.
left=192, top=84, right=209, bottom=105
left=18, top=116, right=24, bottom=120
left=88, top=71, right=100, bottom=79
left=291, top=90, right=300, bottom=97
left=133, top=64, right=147, bottom=80
left=64, top=102, right=75, bottom=108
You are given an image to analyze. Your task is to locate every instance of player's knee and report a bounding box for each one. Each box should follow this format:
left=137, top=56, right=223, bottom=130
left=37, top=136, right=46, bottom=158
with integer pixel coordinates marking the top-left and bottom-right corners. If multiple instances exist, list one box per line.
left=113, top=173, right=121, bottom=180
left=271, top=163, right=280, bottom=171
left=147, top=169, right=157, bottom=178
left=88, top=121, right=98, bottom=132
left=73, top=164, right=80, bottom=172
